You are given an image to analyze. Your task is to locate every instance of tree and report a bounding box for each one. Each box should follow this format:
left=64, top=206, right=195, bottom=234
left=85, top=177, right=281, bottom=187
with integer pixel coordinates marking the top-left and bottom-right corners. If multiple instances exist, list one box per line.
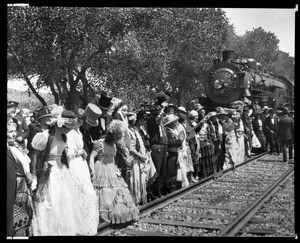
left=8, top=7, right=232, bottom=109
left=226, top=26, right=294, bottom=82
left=8, top=7, right=134, bottom=110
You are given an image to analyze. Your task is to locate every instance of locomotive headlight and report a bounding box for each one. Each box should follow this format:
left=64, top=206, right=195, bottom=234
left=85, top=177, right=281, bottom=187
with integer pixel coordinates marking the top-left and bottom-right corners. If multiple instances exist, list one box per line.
left=214, top=80, right=223, bottom=89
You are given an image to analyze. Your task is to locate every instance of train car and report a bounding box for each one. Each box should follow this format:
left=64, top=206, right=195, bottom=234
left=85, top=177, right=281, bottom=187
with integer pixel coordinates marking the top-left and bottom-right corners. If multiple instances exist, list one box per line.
left=204, top=50, right=294, bottom=108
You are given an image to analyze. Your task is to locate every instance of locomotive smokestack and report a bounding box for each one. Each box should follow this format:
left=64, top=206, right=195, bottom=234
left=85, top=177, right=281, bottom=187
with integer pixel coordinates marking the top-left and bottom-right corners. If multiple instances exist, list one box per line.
left=222, top=50, right=235, bottom=63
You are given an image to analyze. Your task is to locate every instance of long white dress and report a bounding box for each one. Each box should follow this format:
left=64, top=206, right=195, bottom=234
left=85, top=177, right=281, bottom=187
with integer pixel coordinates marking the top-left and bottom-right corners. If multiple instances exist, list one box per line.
left=177, top=123, right=191, bottom=188
left=65, top=129, right=99, bottom=235
left=31, top=130, right=80, bottom=236
left=128, top=128, right=148, bottom=205
left=235, top=119, right=246, bottom=165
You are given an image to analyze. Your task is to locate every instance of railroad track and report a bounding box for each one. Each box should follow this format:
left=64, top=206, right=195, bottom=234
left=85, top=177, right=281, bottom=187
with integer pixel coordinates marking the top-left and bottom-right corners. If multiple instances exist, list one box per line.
left=96, top=152, right=294, bottom=236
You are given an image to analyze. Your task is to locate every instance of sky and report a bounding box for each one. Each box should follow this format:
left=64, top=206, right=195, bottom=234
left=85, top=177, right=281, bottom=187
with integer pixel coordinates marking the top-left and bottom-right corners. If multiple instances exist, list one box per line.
left=222, top=7, right=297, bottom=57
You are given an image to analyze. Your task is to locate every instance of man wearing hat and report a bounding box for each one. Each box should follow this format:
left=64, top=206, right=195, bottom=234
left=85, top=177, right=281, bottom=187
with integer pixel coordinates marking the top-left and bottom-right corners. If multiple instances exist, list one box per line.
left=277, top=108, right=294, bottom=162
left=194, top=102, right=205, bottom=121
left=89, top=93, right=113, bottom=140
left=207, top=111, right=224, bottom=173
left=264, top=108, right=280, bottom=155
left=164, top=103, right=178, bottom=115
left=163, top=114, right=183, bottom=194
left=146, top=102, right=168, bottom=200
left=79, top=103, right=102, bottom=169
left=241, top=106, right=253, bottom=158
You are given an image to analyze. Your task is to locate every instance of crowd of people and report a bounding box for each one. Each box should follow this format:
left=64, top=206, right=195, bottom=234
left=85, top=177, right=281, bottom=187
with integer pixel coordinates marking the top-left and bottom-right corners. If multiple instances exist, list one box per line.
left=7, top=91, right=294, bottom=236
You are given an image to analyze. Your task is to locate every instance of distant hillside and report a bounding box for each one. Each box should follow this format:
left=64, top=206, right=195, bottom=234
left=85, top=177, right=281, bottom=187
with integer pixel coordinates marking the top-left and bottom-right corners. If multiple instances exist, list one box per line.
left=7, top=88, right=54, bottom=111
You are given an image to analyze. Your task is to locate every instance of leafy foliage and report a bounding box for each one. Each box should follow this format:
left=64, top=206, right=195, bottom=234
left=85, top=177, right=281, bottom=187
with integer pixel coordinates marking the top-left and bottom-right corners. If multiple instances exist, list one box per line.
left=7, top=7, right=294, bottom=111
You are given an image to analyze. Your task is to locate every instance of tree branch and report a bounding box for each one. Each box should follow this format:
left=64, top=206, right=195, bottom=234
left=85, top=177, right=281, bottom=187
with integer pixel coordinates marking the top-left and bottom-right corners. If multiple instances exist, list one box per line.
left=8, top=42, right=47, bottom=106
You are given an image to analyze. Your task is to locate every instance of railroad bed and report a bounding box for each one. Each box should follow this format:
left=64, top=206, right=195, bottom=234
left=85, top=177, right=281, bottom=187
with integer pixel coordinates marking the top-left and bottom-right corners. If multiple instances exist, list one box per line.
left=98, top=153, right=294, bottom=237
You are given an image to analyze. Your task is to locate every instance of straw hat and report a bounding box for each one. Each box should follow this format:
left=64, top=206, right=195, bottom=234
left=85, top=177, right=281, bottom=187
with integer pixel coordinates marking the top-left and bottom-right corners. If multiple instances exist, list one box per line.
left=215, top=107, right=228, bottom=116
left=194, top=103, right=203, bottom=111
left=177, top=106, right=187, bottom=114
left=207, top=111, right=217, bottom=119
left=163, top=114, right=179, bottom=126
left=188, top=110, right=198, bottom=118
left=84, top=103, right=102, bottom=127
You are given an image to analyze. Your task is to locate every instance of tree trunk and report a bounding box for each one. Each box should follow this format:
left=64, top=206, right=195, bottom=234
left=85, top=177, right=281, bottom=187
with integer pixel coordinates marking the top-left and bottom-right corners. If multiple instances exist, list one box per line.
left=8, top=43, right=47, bottom=106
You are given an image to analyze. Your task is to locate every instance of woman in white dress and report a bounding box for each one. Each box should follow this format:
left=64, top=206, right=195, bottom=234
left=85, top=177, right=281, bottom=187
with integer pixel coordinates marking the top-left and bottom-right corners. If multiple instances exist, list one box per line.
left=65, top=110, right=99, bottom=235
left=30, top=110, right=82, bottom=236
left=232, top=111, right=245, bottom=165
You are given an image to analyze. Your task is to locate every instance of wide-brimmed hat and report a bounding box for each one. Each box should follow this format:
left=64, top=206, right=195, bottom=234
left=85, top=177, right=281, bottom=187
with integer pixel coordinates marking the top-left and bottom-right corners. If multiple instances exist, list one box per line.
left=84, top=103, right=102, bottom=127
left=38, top=106, right=53, bottom=119
left=177, top=106, right=187, bottom=114
left=231, top=100, right=245, bottom=108
left=55, top=109, right=78, bottom=129
left=188, top=110, right=198, bottom=118
left=215, top=107, right=228, bottom=116
left=163, top=114, right=179, bottom=126
left=7, top=101, right=16, bottom=115
left=194, top=103, right=203, bottom=111
left=262, top=106, right=270, bottom=111
left=207, top=111, right=217, bottom=119
left=98, top=94, right=113, bottom=110
left=165, top=103, right=177, bottom=110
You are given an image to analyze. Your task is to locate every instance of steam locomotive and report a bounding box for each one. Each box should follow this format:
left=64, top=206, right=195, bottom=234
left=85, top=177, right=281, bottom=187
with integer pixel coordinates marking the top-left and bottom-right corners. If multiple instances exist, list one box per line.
left=204, top=50, right=294, bottom=108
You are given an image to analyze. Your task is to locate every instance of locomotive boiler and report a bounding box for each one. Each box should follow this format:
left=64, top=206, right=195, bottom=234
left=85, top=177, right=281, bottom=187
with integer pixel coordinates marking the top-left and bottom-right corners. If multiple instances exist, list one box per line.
left=204, top=50, right=294, bottom=108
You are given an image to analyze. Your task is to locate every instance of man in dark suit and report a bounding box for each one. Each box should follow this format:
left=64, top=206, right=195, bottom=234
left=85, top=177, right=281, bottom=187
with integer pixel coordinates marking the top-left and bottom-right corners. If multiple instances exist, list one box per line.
left=264, top=108, right=280, bottom=155
left=76, top=103, right=102, bottom=180
left=277, top=108, right=294, bottom=162
left=89, top=92, right=113, bottom=140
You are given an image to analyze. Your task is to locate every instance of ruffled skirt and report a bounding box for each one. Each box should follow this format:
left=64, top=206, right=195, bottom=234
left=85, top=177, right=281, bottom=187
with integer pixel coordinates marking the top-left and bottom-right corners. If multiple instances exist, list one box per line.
left=93, top=159, right=139, bottom=224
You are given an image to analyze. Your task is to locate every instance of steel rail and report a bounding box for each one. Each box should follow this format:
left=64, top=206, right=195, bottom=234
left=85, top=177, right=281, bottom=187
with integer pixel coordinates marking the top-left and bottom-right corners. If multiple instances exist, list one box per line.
left=217, top=166, right=294, bottom=236
left=96, top=152, right=268, bottom=235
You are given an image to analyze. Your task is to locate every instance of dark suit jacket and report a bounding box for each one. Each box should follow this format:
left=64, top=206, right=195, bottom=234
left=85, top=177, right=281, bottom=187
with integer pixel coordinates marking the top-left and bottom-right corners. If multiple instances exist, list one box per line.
left=277, top=115, right=294, bottom=140
left=264, top=116, right=279, bottom=135
left=79, top=126, right=94, bottom=163
left=89, top=116, right=108, bottom=141
left=7, top=146, right=17, bottom=236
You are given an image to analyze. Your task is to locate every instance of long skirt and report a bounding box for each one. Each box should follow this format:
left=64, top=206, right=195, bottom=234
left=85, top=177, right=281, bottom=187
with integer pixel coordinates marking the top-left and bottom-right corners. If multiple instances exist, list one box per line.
left=93, top=160, right=139, bottom=224
left=196, top=140, right=215, bottom=178
left=69, top=156, right=99, bottom=235
left=253, top=130, right=266, bottom=154
left=236, top=132, right=245, bottom=165
left=31, top=161, right=80, bottom=236
left=128, top=159, right=147, bottom=206
left=224, top=131, right=239, bottom=169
